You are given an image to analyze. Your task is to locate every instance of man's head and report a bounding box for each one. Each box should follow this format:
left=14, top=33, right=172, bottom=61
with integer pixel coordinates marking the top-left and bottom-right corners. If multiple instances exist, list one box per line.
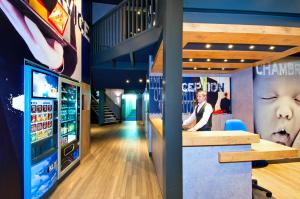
left=196, top=90, right=207, bottom=104
left=253, top=61, right=300, bottom=147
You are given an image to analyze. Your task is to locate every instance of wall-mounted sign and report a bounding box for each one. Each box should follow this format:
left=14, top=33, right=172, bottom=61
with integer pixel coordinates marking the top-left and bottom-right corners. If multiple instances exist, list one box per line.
left=149, top=76, right=231, bottom=114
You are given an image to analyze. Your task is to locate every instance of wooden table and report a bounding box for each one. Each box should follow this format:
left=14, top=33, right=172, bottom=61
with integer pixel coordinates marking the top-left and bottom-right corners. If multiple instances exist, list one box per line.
left=219, top=139, right=298, bottom=163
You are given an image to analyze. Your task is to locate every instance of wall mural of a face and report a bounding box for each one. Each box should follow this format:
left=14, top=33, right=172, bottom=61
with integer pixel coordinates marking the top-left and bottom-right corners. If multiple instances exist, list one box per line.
left=253, top=59, right=300, bottom=150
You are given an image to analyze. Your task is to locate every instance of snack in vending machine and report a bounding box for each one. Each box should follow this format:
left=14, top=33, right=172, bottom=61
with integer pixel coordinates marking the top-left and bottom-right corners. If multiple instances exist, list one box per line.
left=37, top=114, right=43, bottom=122
left=48, top=105, right=52, bottom=112
left=36, top=131, right=42, bottom=140
left=31, top=114, right=37, bottom=123
left=31, top=105, right=36, bottom=113
left=43, top=105, right=48, bottom=112
left=37, top=105, right=42, bottom=113
left=37, top=123, right=42, bottom=131
left=43, top=113, right=48, bottom=121
left=43, top=122, right=47, bottom=129
left=31, top=124, right=36, bottom=132
left=48, top=121, right=52, bottom=128
left=31, top=133, right=37, bottom=143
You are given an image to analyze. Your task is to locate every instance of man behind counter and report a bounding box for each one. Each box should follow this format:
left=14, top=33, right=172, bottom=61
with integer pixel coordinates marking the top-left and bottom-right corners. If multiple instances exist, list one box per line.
left=183, top=90, right=213, bottom=131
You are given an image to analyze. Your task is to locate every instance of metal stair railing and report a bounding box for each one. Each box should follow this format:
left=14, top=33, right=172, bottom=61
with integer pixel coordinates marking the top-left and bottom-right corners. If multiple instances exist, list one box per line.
left=105, top=94, right=121, bottom=121
left=91, top=95, right=100, bottom=116
left=92, top=0, right=158, bottom=56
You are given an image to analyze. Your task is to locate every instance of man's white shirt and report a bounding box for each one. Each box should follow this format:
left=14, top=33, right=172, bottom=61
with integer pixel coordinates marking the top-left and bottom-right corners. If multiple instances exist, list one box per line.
left=183, top=101, right=213, bottom=131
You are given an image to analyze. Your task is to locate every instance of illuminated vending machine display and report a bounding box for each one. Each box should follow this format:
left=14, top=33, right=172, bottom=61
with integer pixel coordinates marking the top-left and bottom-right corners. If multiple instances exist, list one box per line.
left=24, top=63, right=59, bottom=199
left=58, top=77, right=81, bottom=179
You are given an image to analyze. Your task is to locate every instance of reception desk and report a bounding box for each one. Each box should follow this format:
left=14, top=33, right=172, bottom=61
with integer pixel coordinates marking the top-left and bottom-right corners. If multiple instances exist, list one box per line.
left=148, top=118, right=298, bottom=199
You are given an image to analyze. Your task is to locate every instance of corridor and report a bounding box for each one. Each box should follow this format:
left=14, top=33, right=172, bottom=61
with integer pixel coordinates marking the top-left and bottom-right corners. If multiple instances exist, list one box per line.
left=50, top=122, right=162, bottom=199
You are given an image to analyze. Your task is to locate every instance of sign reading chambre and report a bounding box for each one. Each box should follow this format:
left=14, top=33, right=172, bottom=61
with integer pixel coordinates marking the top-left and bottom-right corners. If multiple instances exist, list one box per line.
left=149, top=76, right=231, bottom=114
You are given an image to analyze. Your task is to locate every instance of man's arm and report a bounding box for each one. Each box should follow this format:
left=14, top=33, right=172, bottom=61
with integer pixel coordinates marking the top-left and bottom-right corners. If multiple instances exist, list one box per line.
left=183, top=107, right=196, bottom=127
left=188, top=104, right=213, bottom=131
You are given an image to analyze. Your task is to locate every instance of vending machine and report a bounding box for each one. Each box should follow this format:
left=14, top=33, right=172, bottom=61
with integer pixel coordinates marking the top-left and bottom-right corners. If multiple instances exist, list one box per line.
left=58, top=76, right=81, bottom=179
left=24, top=61, right=59, bottom=199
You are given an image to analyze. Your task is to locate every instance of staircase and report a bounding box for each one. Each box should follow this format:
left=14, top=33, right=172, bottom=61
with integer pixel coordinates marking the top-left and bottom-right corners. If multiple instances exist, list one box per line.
left=103, top=105, right=119, bottom=124
left=91, top=93, right=121, bottom=125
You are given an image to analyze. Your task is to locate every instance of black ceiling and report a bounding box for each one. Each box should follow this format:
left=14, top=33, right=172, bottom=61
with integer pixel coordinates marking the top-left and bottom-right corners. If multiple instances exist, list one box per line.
left=92, top=0, right=123, bottom=4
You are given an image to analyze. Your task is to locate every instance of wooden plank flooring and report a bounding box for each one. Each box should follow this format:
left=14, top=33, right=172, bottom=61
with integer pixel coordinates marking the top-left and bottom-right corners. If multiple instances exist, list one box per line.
left=253, top=161, right=300, bottom=199
left=50, top=122, right=163, bottom=199
left=50, top=121, right=300, bottom=199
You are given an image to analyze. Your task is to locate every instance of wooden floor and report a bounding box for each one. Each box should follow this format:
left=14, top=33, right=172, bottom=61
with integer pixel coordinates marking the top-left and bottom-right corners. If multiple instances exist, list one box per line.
left=253, top=161, right=300, bottom=199
left=50, top=121, right=300, bottom=199
left=50, top=121, right=163, bottom=199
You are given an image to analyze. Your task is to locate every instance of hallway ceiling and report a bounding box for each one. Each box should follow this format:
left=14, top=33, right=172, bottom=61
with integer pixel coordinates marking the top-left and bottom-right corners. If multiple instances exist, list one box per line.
left=152, top=23, right=300, bottom=74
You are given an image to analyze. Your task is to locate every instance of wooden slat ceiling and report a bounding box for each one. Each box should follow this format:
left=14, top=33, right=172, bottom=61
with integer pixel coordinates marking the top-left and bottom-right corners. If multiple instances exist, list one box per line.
left=151, top=23, right=300, bottom=74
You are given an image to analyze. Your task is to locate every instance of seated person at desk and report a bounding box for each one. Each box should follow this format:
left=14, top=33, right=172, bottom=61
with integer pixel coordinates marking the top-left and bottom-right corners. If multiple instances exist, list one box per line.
left=183, top=90, right=213, bottom=131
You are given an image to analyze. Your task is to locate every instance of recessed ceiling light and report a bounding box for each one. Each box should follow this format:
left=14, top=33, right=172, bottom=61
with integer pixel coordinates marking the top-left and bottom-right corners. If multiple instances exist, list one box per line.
left=194, top=67, right=197, bottom=70
left=205, top=44, right=211, bottom=49
left=126, top=79, right=130, bottom=84
left=228, top=44, right=234, bottom=49
left=189, top=58, right=193, bottom=62
left=139, top=78, right=143, bottom=83
left=224, top=59, right=228, bottom=62
left=269, top=46, right=275, bottom=50
left=249, top=45, right=255, bottom=50
left=241, top=59, right=245, bottom=62
left=206, top=58, right=211, bottom=62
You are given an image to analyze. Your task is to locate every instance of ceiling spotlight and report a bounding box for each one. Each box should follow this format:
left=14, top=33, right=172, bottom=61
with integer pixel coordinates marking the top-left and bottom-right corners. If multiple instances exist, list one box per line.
left=205, top=44, right=211, bottom=49
left=194, top=67, right=197, bottom=70
left=189, top=58, right=193, bottom=62
left=126, top=79, right=130, bottom=84
left=139, top=78, right=143, bottom=83
left=249, top=45, right=255, bottom=50
left=241, top=59, right=245, bottom=62
left=208, top=67, right=211, bottom=70
left=206, top=58, right=211, bottom=62
left=228, top=44, right=234, bottom=49
left=224, top=59, right=228, bottom=62
left=269, top=46, right=275, bottom=50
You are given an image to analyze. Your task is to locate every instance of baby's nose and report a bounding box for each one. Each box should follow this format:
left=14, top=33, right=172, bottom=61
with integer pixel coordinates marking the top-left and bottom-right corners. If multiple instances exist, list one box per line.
left=276, top=106, right=292, bottom=120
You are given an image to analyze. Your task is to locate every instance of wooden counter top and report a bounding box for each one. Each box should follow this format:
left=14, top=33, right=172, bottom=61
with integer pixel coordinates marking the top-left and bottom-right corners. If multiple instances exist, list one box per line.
left=182, top=131, right=260, bottom=146
left=149, top=118, right=260, bottom=146
left=149, top=118, right=163, bottom=137
left=149, top=118, right=298, bottom=163
left=219, top=139, right=299, bottom=163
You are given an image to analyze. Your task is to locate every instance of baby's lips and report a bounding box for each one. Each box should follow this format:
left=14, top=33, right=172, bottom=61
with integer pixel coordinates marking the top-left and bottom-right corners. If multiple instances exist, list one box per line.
left=271, top=133, right=289, bottom=145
